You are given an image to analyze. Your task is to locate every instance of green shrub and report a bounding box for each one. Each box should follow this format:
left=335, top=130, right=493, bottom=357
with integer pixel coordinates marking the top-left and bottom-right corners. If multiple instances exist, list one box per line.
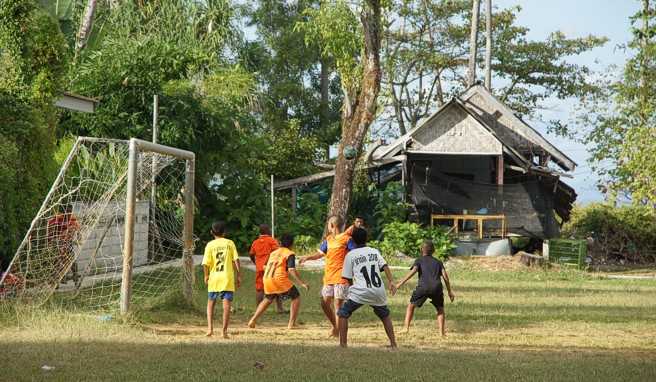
left=294, top=235, right=319, bottom=256
left=378, top=221, right=455, bottom=262
left=381, top=221, right=424, bottom=257
left=561, top=203, right=656, bottom=264
left=423, top=226, right=458, bottom=261
left=373, top=182, right=410, bottom=225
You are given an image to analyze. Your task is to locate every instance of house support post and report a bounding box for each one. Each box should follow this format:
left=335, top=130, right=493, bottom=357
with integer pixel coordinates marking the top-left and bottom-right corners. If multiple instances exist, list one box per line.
left=496, top=155, right=504, bottom=185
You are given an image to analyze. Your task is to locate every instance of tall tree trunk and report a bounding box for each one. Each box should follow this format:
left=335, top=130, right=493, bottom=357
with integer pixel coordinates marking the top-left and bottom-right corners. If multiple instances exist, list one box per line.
left=639, top=0, right=650, bottom=124
left=327, top=0, right=382, bottom=225
left=484, top=0, right=492, bottom=90
left=320, top=57, right=331, bottom=160
left=467, top=0, right=481, bottom=87
left=76, top=0, right=97, bottom=55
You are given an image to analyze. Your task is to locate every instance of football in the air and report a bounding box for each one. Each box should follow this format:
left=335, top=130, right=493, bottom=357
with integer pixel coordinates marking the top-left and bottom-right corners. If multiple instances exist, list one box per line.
left=343, top=145, right=357, bottom=160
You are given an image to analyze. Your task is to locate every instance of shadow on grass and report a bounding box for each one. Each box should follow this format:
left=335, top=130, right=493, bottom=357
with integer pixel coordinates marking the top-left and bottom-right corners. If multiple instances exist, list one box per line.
left=457, top=284, right=656, bottom=296
left=445, top=301, right=655, bottom=329
left=2, top=338, right=655, bottom=382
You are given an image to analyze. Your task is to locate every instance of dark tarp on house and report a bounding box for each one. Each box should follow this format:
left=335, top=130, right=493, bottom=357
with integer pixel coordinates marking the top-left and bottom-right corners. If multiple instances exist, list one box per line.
left=410, top=166, right=562, bottom=239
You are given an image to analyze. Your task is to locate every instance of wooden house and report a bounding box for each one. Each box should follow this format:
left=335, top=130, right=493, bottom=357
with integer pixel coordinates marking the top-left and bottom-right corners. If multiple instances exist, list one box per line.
left=275, top=85, right=577, bottom=246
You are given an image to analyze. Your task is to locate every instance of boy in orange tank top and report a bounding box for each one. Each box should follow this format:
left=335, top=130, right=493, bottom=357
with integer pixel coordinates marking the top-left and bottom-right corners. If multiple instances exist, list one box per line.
left=249, top=224, right=284, bottom=313
left=248, top=234, right=309, bottom=330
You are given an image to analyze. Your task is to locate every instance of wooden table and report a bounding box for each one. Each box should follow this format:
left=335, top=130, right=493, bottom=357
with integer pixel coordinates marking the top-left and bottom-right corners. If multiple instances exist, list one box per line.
left=431, top=214, right=506, bottom=239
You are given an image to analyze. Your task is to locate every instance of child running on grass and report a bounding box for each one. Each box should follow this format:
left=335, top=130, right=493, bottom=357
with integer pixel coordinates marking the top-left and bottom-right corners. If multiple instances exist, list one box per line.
left=396, top=240, right=455, bottom=337
left=249, top=224, right=285, bottom=313
left=202, top=221, right=241, bottom=338
left=337, top=227, right=398, bottom=349
left=248, top=234, right=309, bottom=329
left=299, top=216, right=356, bottom=337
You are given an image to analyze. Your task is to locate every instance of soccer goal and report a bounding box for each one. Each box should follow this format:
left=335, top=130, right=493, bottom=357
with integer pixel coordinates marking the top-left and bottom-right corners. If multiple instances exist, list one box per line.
left=0, top=137, right=195, bottom=314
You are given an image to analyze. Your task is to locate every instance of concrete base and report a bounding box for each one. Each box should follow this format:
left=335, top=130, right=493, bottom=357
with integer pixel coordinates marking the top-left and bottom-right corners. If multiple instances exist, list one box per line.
left=454, top=238, right=511, bottom=256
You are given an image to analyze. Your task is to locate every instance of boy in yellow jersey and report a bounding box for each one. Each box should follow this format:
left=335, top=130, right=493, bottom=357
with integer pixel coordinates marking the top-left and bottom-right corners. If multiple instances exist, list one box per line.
left=202, top=221, right=241, bottom=338
left=248, top=234, right=309, bottom=329
left=299, top=216, right=356, bottom=337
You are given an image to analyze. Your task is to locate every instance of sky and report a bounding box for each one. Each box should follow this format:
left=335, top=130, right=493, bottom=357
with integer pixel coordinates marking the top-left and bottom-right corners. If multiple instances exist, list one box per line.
left=493, top=0, right=639, bottom=203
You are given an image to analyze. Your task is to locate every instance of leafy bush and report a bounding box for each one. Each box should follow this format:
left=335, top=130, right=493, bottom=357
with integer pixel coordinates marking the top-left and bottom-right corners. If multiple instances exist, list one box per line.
left=373, top=182, right=410, bottom=225
left=351, top=181, right=411, bottom=240
left=381, top=221, right=425, bottom=257
left=377, top=221, right=456, bottom=262
left=561, top=203, right=656, bottom=264
left=293, top=235, right=319, bottom=256
left=0, top=1, right=68, bottom=269
left=276, top=191, right=328, bottom=241
left=423, top=226, right=458, bottom=260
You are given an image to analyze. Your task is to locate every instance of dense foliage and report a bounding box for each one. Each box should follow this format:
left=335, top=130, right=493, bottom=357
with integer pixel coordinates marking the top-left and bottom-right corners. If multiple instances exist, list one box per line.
left=573, top=1, right=656, bottom=204
left=243, top=1, right=343, bottom=158
left=562, top=203, right=656, bottom=264
left=0, top=0, right=618, bottom=263
left=0, top=0, right=68, bottom=268
left=372, top=221, right=456, bottom=263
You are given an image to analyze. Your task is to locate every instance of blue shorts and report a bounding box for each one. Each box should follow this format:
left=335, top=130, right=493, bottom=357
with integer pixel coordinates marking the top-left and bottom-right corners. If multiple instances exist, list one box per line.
left=337, top=299, right=390, bottom=320
left=208, top=291, right=234, bottom=301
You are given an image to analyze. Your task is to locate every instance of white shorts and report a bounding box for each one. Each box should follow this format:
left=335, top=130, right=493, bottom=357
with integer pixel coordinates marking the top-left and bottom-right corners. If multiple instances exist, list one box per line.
left=321, top=284, right=349, bottom=300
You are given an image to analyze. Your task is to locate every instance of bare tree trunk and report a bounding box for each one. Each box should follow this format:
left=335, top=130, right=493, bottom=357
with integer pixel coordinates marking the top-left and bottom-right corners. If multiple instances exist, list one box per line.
left=467, top=0, right=481, bottom=87
left=484, top=0, right=492, bottom=90
left=320, top=58, right=331, bottom=160
left=76, top=0, right=97, bottom=55
left=327, top=0, right=382, bottom=224
left=639, top=0, right=650, bottom=124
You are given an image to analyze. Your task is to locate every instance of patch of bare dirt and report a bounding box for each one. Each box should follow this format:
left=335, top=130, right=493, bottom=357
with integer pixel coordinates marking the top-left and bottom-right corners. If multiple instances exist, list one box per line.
left=447, top=255, right=529, bottom=272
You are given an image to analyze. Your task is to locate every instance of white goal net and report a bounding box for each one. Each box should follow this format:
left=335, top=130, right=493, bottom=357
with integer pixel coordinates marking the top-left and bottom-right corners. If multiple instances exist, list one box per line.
left=0, top=137, right=195, bottom=311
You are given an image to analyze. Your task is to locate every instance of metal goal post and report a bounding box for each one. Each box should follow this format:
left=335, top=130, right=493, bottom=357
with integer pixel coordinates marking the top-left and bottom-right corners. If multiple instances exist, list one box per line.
left=119, top=138, right=195, bottom=315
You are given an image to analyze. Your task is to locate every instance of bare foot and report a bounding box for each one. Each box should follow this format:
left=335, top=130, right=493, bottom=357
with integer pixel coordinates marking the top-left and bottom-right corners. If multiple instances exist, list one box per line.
left=287, top=324, right=300, bottom=330
left=386, top=345, right=398, bottom=351
left=248, top=320, right=256, bottom=329
left=205, top=331, right=213, bottom=337
left=328, top=328, right=338, bottom=338
left=222, top=332, right=230, bottom=339
left=401, top=327, right=410, bottom=334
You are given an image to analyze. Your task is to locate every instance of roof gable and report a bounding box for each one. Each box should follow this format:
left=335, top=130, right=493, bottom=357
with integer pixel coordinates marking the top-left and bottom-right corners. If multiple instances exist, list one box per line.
left=460, top=85, right=576, bottom=171
left=406, top=101, right=502, bottom=155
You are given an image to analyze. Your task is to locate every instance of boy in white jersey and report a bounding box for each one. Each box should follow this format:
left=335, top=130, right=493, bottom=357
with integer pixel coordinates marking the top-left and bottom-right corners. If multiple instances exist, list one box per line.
left=337, top=227, right=398, bottom=348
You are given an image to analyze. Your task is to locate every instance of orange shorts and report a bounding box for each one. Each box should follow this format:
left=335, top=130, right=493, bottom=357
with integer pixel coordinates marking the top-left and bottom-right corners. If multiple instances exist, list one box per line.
left=255, top=270, right=264, bottom=291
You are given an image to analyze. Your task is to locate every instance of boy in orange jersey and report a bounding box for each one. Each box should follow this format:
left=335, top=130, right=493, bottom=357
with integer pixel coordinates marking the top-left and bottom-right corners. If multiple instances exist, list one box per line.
left=248, top=234, right=309, bottom=329
left=248, top=224, right=284, bottom=313
left=299, top=215, right=356, bottom=337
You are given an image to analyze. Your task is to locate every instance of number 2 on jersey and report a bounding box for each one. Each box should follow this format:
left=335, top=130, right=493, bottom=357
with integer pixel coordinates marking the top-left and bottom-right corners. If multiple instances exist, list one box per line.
left=359, top=265, right=382, bottom=288
left=214, top=250, right=226, bottom=273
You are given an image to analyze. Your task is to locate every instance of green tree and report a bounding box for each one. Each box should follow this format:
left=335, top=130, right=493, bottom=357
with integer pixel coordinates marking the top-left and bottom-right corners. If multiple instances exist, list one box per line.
left=243, top=1, right=343, bottom=161
left=381, top=0, right=607, bottom=135
left=297, top=0, right=385, bottom=226
left=55, top=1, right=325, bottom=248
left=577, top=0, right=656, bottom=204
left=0, top=0, right=68, bottom=268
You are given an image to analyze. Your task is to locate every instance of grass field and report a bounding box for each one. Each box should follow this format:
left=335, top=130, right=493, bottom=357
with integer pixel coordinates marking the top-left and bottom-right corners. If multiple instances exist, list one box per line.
left=1, top=257, right=655, bottom=381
